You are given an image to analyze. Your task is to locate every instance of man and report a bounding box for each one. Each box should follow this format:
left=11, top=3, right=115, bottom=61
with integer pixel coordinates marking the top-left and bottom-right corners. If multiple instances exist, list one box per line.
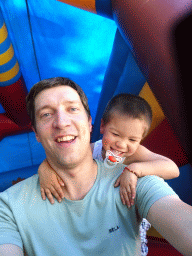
left=0, top=77, right=192, bottom=255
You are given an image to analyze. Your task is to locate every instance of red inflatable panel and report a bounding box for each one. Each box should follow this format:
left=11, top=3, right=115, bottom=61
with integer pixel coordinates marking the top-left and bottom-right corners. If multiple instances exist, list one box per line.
left=142, top=118, right=188, bottom=167
left=0, top=76, right=32, bottom=140
left=147, top=237, right=182, bottom=256
left=0, top=76, right=30, bottom=126
left=0, top=113, right=31, bottom=140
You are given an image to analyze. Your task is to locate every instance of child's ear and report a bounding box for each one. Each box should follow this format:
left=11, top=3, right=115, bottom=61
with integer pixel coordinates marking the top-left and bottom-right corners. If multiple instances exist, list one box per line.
left=100, top=119, right=105, bottom=134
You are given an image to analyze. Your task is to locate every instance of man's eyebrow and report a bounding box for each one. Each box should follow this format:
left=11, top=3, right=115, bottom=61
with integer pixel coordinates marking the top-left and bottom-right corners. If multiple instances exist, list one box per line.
left=36, top=101, right=82, bottom=114
left=65, top=100, right=81, bottom=105
left=36, top=105, right=51, bottom=115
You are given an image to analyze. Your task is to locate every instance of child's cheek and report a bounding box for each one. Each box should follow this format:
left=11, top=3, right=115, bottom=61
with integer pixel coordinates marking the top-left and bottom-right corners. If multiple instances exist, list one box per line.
left=103, top=138, right=111, bottom=148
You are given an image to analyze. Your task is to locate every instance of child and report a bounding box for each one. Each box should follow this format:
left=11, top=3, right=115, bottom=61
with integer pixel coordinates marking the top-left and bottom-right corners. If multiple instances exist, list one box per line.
left=38, top=93, right=179, bottom=256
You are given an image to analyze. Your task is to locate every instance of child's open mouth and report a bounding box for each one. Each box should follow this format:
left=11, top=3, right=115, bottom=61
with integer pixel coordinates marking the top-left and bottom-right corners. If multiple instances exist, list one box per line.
left=110, top=148, right=124, bottom=157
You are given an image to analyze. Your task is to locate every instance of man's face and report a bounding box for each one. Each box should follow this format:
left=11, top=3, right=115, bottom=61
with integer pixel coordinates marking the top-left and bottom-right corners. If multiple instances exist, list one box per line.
left=34, top=85, right=92, bottom=169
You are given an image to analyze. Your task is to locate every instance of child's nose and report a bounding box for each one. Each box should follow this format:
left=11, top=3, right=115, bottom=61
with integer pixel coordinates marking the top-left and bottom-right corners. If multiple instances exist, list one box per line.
left=116, top=139, right=127, bottom=149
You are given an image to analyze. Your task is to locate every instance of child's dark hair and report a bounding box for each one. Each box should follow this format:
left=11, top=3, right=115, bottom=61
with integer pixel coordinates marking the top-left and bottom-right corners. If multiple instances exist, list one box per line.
left=102, top=93, right=152, bottom=137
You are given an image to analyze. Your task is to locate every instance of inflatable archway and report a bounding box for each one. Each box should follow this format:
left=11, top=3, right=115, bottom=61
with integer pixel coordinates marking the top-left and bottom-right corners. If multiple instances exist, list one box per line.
left=0, top=0, right=192, bottom=253
left=0, top=0, right=191, bottom=206
left=58, top=0, right=192, bottom=160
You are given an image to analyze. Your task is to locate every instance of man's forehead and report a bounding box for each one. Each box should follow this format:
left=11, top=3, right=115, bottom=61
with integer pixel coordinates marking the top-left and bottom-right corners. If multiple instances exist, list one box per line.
left=35, top=86, right=82, bottom=110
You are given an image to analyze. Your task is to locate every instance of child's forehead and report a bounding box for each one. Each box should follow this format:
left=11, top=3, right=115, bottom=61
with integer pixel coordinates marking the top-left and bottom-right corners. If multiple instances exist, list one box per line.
left=109, top=111, right=143, bottom=123
left=107, top=111, right=149, bottom=134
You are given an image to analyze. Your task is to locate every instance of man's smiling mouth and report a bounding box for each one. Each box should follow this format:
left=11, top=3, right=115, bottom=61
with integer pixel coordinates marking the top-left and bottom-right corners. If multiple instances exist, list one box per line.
left=56, top=135, right=76, bottom=143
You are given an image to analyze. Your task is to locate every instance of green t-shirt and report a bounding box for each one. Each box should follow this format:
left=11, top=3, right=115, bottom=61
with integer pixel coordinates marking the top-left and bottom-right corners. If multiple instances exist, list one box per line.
left=0, top=160, right=177, bottom=255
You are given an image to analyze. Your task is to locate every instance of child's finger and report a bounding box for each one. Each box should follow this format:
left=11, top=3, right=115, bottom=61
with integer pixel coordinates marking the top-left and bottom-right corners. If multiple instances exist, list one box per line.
left=44, top=188, right=55, bottom=204
left=49, top=187, right=63, bottom=203
left=114, top=177, right=121, bottom=187
left=130, top=186, right=136, bottom=205
left=127, top=188, right=133, bottom=207
left=54, top=184, right=65, bottom=199
left=120, top=187, right=131, bottom=208
left=120, top=192, right=125, bottom=205
left=57, top=176, right=65, bottom=187
left=40, top=188, right=46, bottom=200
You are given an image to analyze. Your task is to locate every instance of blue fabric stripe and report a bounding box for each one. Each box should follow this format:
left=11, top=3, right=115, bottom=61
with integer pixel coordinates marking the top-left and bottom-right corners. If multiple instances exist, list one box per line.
left=95, top=0, right=113, bottom=19
left=0, top=55, right=17, bottom=73
left=0, top=37, right=11, bottom=54
left=0, top=9, right=4, bottom=28
left=0, top=71, right=21, bottom=87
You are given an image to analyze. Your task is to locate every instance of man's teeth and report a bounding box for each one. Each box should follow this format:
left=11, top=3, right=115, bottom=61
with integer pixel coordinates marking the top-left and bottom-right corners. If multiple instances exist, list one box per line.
left=57, top=136, right=75, bottom=142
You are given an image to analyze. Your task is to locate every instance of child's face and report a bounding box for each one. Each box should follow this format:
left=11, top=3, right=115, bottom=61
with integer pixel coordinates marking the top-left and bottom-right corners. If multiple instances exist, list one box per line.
left=100, top=112, right=146, bottom=159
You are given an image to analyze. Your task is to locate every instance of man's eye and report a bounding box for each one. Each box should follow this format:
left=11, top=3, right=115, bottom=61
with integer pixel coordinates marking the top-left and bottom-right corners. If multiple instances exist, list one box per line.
left=70, top=107, right=78, bottom=112
left=41, top=113, right=50, bottom=118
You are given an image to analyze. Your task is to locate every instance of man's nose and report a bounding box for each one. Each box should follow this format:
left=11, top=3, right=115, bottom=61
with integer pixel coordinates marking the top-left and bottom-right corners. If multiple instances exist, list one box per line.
left=53, top=110, right=71, bottom=129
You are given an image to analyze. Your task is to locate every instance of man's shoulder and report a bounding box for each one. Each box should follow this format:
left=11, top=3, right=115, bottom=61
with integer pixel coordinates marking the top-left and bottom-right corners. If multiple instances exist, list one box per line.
left=136, top=175, right=178, bottom=219
left=0, top=174, right=39, bottom=201
left=137, top=175, right=170, bottom=188
left=137, top=175, right=175, bottom=194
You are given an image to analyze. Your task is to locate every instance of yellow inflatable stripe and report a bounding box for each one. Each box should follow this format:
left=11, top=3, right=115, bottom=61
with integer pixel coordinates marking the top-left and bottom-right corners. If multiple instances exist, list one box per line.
left=139, top=82, right=165, bottom=134
left=58, top=0, right=96, bottom=14
left=0, top=44, right=14, bottom=65
left=0, top=23, right=8, bottom=44
left=0, top=61, right=19, bottom=82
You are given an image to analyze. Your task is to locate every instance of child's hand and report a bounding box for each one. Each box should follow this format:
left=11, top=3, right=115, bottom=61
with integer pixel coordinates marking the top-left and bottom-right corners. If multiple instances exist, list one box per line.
left=114, top=167, right=138, bottom=208
left=38, top=159, right=65, bottom=204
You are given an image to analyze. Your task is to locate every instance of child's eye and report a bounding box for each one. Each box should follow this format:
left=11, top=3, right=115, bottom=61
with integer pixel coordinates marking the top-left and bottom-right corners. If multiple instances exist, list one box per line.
left=112, top=133, right=119, bottom=136
left=129, top=139, right=137, bottom=142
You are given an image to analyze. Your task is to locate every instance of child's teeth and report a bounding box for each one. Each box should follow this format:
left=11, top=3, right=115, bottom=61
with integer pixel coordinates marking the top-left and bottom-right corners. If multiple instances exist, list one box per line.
left=112, top=150, right=121, bottom=155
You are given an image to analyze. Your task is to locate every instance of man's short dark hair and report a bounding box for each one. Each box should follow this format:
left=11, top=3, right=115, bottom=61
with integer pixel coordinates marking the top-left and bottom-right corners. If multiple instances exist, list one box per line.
left=26, top=77, right=91, bottom=130
left=102, top=93, right=153, bottom=137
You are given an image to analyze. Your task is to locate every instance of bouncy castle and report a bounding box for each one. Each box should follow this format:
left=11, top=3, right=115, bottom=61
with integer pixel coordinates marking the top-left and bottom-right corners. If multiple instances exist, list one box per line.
left=0, top=0, right=192, bottom=254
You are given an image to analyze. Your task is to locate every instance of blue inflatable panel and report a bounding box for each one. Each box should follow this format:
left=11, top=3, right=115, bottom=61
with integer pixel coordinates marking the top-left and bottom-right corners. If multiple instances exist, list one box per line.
left=0, top=164, right=38, bottom=192
left=167, top=164, right=192, bottom=206
left=92, top=29, right=145, bottom=141
left=28, top=132, right=46, bottom=165
left=0, top=133, right=32, bottom=173
left=113, top=52, right=145, bottom=96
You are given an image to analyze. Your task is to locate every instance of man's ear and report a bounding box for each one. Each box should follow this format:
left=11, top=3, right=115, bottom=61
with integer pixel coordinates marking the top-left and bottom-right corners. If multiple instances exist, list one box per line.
left=32, top=126, right=41, bottom=142
left=100, top=119, right=105, bottom=134
left=88, top=116, right=92, bottom=132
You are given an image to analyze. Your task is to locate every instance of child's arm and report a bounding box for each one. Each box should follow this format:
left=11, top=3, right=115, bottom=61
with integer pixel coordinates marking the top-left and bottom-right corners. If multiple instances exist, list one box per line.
left=123, top=145, right=180, bottom=179
left=38, top=159, right=65, bottom=204
left=115, top=145, right=179, bottom=208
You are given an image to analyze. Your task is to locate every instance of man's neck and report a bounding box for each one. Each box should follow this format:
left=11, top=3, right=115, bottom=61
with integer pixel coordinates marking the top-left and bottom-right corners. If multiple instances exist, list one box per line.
left=48, top=157, right=98, bottom=201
